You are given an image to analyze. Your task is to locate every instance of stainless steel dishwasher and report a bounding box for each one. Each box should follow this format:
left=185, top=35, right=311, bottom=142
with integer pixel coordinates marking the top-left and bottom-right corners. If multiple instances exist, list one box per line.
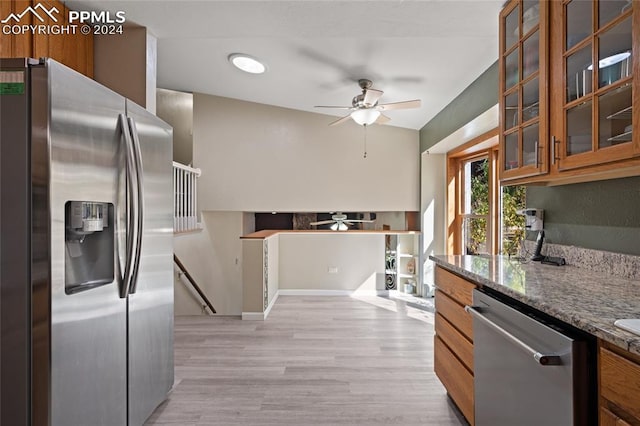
left=466, top=289, right=596, bottom=426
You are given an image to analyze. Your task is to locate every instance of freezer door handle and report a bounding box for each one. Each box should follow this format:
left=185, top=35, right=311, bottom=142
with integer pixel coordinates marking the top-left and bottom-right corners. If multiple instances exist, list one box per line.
left=127, top=117, right=145, bottom=294
left=117, top=113, right=139, bottom=299
left=465, top=305, right=563, bottom=366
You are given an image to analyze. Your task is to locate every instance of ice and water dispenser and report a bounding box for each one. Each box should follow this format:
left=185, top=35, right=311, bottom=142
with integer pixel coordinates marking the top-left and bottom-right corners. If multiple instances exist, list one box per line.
left=65, top=201, right=114, bottom=294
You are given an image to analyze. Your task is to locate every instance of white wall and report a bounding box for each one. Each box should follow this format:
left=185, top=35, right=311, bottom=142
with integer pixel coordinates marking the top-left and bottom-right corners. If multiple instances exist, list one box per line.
left=173, top=211, right=244, bottom=315
left=278, top=233, right=385, bottom=292
left=157, top=88, right=193, bottom=165
left=193, top=94, right=420, bottom=212
left=421, top=152, right=446, bottom=295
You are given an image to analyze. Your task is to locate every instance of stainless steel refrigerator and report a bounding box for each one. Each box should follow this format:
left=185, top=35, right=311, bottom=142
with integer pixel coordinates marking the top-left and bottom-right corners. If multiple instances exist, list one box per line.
left=0, top=58, right=174, bottom=426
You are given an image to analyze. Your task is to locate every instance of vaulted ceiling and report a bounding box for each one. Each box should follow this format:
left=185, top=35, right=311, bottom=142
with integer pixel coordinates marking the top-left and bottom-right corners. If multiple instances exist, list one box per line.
left=68, top=0, right=503, bottom=130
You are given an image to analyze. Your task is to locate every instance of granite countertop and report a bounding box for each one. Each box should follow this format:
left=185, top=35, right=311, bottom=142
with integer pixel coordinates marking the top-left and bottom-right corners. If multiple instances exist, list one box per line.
left=430, top=255, right=640, bottom=356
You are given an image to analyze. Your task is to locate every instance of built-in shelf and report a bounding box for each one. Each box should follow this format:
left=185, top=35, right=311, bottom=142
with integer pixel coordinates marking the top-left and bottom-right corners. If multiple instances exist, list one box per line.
left=398, top=253, right=416, bottom=258
left=608, top=131, right=633, bottom=143
left=607, top=106, right=632, bottom=120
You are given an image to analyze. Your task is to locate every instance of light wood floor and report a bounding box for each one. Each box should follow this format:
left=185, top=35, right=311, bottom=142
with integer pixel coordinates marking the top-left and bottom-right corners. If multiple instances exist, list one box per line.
left=146, top=295, right=466, bottom=425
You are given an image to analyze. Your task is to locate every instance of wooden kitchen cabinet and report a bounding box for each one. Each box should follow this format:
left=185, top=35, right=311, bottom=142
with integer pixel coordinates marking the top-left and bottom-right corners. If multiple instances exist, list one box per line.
left=0, top=1, right=32, bottom=58
left=499, top=0, right=550, bottom=181
left=500, top=0, right=640, bottom=185
left=550, top=0, right=638, bottom=172
left=599, top=341, right=640, bottom=425
left=434, top=266, right=476, bottom=425
left=601, top=407, right=633, bottom=426
left=0, top=0, right=93, bottom=78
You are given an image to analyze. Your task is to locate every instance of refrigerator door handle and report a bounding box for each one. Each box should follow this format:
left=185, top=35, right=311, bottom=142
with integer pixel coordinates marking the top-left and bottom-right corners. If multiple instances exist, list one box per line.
left=127, top=117, right=145, bottom=294
left=118, top=113, right=139, bottom=299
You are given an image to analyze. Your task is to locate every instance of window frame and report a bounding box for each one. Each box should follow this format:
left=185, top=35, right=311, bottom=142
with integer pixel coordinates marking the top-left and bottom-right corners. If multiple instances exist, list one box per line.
left=446, top=129, right=500, bottom=255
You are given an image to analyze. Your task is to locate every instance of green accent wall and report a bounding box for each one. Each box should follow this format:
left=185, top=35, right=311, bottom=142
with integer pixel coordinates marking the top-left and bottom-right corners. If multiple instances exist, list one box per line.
left=526, top=176, right=640, bottom=255
left=420, top=61, right=498, bottom=152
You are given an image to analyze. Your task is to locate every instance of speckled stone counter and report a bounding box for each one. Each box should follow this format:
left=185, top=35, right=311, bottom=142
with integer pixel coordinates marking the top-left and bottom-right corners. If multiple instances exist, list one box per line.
left=429, top=255, right=640, bottom=356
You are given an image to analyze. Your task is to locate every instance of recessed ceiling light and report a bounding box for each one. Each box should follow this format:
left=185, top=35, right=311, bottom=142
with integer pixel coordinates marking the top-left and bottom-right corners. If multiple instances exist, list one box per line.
left=228, top=53, right=266, bottom=74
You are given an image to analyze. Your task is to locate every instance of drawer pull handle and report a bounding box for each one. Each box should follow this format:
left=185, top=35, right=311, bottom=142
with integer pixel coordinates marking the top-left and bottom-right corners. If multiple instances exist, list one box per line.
left=465, top=305, right=563, bottom=366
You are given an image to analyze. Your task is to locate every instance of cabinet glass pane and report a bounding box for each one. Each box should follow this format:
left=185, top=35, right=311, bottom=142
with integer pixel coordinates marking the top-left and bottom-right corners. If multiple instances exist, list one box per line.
left=505, top=49, right=519, bottom=90
left=597, top=17, right=632, bottom=89
left=566, top=44, right=592, bottom=102
left=566, top=0, right=592, bottom=50
left=522, top=77, right=539, bottom=122
left=566, top=101, right=592, bottom=156
left=522, top=123, right=539, bottom=166
left=523, top=1, right=539, bottom=34
left=599, top=0, right=632, bottom=29
left=504, top=91, right=519, bottom=130
left=504, top=131, right=519, bottom=170
left=522, top=30, right=539, bottom=79
left=505, top=5, right=519, bottom=51
left=598, top=83, right=632, bottom=149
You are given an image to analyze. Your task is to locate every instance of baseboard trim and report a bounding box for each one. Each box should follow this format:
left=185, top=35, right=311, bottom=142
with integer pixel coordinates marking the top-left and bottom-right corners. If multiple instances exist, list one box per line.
left=277, top=289, right=351, bottom=296
left=264, top=291, right=279, bottom=319
left=241, top=312, right=266, bottom=321
left=242, top=291, right=280, bottom=321
left=242, top=289, right=387, bottom=320
left=278, top=289, right=385, bottom=296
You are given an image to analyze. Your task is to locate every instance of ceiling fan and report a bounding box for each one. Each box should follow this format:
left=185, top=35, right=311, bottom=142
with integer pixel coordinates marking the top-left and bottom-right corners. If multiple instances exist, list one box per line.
left=315, top=79, right=421, bottom=126
left=310, top=212, right=374, bottom=231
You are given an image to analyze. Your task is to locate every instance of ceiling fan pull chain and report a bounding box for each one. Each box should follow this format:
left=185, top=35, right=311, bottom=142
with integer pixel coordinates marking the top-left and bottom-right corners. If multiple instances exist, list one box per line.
left=363, top=124, right=368, bottom=158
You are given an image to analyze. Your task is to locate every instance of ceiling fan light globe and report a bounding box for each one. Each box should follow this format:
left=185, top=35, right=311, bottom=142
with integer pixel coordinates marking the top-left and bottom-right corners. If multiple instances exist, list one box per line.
left=351, top=109, right=380, bottom=126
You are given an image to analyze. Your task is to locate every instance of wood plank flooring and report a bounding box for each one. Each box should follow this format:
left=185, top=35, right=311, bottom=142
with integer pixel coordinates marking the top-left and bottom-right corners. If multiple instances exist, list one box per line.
left=146, top=295, right=467, bottom=425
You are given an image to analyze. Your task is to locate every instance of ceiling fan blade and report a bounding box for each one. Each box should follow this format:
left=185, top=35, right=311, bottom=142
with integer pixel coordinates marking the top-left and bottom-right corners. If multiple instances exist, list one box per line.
left=376, top=99, right=421, bottom=111
left=310, top=220, right=335, bottom=226
left=375, top=114, right=391, bottom=125
left=363, top=88, right=383, bottom=107
left=314, top=105, right=353, bottom=110
left=343, top=219, right=375, bottom=223
left=329, top=115, right=353, bottom=126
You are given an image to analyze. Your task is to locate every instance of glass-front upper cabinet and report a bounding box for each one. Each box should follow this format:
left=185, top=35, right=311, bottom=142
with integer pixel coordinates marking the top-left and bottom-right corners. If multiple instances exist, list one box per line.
left=553, top=0, right=637, bottom=170
left=499, top=0, right=549, bottom=181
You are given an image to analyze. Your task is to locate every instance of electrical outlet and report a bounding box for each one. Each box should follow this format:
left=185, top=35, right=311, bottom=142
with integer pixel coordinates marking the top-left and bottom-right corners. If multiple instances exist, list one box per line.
left=327, top=267, right=338, bottom=274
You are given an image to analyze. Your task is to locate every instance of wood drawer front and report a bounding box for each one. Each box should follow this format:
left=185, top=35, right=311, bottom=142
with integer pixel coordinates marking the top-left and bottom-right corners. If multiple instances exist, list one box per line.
left=435, top=312, right=473, bottom=372
left=600, top=407, right=633, bottom=426
left=435, top=266, right=476, bottom=307
left=434, top=335, right=474, bottom=426
left=600, top=347, right=640, bottom=421
left=435, top=290, right=473, bottom=341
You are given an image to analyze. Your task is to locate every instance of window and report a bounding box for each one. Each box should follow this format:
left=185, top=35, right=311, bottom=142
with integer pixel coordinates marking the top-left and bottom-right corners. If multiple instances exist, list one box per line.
left=447, top=130, right=526, bottom=255
left=461, top=156, right=490, bottom=254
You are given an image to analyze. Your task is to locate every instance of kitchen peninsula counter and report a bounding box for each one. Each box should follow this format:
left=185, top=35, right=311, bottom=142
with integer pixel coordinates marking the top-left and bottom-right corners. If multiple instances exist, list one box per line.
left=430, top=255, right=640, bottom=355
left=241, top=229, right=420, bottom=239
left=241, top=230, right=420, bottom=320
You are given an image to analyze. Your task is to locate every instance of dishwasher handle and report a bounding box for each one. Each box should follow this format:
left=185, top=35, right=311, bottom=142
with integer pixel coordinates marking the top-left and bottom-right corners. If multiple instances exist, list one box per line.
left=465, top=305, right=563, bottom=366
